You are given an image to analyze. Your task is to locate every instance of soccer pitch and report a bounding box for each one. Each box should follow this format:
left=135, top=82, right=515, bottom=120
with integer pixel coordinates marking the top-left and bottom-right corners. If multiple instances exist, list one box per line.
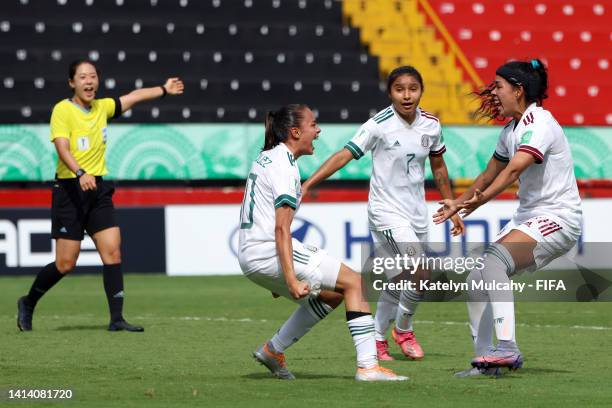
left=2, top=274, right=611, bottom=407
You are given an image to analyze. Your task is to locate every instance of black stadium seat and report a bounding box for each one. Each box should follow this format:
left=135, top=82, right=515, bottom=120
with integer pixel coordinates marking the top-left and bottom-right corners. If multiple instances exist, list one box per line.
left=1, top=0, right=387, bottom=123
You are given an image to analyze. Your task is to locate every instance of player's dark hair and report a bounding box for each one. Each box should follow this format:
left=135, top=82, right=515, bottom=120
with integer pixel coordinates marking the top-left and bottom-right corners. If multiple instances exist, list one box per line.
left=386, top=66, right=424, bottom=93
left=68, top=59, right=99, bottom=80
left=474, top=59, right=548, bottom=121
left=263, top=104, right=308, bottom=151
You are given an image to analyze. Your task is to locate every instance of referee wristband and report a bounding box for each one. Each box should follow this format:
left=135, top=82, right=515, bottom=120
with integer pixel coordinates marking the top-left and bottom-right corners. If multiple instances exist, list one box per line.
left=160, top=85, right=167, bottom=98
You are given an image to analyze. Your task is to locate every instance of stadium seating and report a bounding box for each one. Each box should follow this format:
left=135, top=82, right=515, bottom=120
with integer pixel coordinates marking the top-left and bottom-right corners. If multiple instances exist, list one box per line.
left=427, top=0, right=611, bottom=125
left=2, top=0, right=609, bottom=125
left=0, top=0, right=387, bottom=123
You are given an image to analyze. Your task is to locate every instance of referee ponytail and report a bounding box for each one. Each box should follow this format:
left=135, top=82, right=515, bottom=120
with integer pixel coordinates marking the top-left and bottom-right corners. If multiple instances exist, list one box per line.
left=263, top=104, right=308, bottom=151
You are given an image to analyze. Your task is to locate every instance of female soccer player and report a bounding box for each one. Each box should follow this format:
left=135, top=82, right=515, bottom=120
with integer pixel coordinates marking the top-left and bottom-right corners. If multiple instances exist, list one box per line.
left=238, top=104, right=406, bottom=381
left=434, top=59, right=582, bottom=375
left=17, top=59, right=184, bottom=332
left=302, top=66, right=464, bottom=361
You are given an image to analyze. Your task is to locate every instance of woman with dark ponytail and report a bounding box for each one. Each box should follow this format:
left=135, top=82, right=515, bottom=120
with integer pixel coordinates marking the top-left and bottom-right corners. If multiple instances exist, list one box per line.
left=238, top=104, right=407, bottom=381
left=263, top=104, right=305, bottom=151
left=435, top=59, right=582, bottom=376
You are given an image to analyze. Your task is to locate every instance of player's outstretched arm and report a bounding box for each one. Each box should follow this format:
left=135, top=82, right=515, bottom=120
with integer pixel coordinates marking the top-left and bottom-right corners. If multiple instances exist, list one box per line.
left=275, top=205, right=309, bottom=300
left=119, top=77, right=184, bottom=113
left=302, top=148, right=353, bottom=198
left=429, top=155, right=464, bottom=235
left=433, top=155, right=508, bottom=224
left=459, top=151, right=535, bottom=215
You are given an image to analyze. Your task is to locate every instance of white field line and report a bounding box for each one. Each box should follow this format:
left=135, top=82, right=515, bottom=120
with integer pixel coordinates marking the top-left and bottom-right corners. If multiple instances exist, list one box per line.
left=165, top=316, right=612, bottom=331
left=8, top=315, right=609, bottom=331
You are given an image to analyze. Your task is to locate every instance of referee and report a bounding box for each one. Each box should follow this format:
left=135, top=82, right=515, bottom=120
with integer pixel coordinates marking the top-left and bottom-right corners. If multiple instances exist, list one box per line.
left=17, top=59, right=184, bottom=332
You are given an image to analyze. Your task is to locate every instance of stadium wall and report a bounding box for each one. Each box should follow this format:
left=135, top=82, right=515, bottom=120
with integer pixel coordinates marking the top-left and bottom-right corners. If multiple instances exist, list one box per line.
left=1, top=199, right=609, bottom=276
left=1, top=124, right=612, bottom=181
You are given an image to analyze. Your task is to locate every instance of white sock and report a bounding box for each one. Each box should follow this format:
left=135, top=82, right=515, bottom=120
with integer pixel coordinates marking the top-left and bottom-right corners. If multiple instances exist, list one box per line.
left=347, top=314, right=378, bottom=369
left=270, top=297, right=332, bottom=353
left=466, top=267, right=494, bottom=355
left=468, top=301, right=494, bottom=355
left=482, top=244, right=516, bottom=343
left=395, top=289, right=422, bottom=332
left=374, top=289, right=399, bottom=341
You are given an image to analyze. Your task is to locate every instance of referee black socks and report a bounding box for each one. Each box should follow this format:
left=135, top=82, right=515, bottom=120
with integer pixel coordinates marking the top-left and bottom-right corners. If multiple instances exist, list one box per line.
left=26, top=262, right=65, bottom=307
left=103, top=263, right=124, bottom=322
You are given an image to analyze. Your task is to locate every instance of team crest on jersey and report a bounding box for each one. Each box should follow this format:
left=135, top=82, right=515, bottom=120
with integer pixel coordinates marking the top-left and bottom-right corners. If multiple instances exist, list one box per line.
left=421, top=135, right=430, bottom=148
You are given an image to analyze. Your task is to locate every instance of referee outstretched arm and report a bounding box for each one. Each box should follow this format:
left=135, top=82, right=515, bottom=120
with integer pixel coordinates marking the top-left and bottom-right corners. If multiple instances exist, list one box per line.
left=119, top=77, right=184, bottom=113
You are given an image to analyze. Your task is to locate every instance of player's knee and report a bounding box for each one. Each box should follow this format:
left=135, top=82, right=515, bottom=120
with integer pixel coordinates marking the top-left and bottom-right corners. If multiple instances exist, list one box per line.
left=335, top=264, right=363, bottom=294
left=343, top=269, right=362, bottom=293
left=319, top=291, right=343, bottom=309
left=483, top=243, right=516, bottom=277
left=103, top=247, right=122, bottom=264
left=55, top=258, right=76, bottom=274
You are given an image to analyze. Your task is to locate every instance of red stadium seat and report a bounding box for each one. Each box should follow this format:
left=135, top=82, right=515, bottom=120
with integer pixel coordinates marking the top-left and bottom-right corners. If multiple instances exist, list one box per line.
left=428, top=0, right=611, bottom=125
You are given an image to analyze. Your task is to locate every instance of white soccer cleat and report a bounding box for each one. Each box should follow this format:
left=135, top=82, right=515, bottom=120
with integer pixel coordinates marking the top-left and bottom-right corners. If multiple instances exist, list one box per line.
left=355, top=365, right=408, bottom=381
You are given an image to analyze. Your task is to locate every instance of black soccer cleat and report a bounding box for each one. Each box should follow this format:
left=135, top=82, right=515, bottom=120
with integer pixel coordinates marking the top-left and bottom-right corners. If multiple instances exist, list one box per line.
left=108, top=319, right=144, bottom=332
left=17, top=296, right=34, bottom=331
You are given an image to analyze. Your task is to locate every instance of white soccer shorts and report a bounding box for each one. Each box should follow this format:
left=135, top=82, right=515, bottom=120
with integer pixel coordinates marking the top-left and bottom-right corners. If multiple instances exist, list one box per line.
left=495, top=214, right=580, bottom=272
left=371, top=226, right=429, bottom=280
left=242, top=238, right=341, bottom=303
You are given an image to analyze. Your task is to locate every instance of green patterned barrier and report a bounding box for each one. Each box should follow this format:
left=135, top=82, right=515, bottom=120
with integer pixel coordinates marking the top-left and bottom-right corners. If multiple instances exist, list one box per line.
left=0, top=124, right=610, bottom=181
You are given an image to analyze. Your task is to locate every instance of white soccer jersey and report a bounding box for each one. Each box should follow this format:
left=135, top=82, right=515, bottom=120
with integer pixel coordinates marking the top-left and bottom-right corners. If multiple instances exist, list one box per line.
left=494, top=103, right=582, bottom=232
left=345, top=106, right=446, bottom=232
left=238, top=143, right=302, bottom=271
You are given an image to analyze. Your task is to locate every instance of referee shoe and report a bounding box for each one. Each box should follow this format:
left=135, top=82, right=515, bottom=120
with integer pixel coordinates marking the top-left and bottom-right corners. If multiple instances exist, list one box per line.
left=17, top=296, right=34, bottom=331
left=108, top=319, right=144, bottom=332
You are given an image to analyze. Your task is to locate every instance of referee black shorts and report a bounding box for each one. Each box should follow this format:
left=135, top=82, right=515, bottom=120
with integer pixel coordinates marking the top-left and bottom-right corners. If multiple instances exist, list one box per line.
left=51, top=177, right=118, bottom=241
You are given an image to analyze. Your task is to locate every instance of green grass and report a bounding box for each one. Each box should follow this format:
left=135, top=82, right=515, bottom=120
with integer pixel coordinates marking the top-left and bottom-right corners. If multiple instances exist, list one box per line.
left=1, top=274, right=611, bottom=407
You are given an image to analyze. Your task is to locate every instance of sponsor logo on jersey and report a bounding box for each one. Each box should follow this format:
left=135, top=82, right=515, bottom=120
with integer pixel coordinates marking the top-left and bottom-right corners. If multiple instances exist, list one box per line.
left=520, top=130, right=533, bottom=145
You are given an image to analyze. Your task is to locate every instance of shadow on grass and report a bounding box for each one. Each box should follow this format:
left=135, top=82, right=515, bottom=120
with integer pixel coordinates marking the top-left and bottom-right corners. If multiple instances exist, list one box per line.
left=243, top=372, right=354, bottom=380
left=389, top=352, right=454, bottom=360
left=520, top=367, right=573, bottom=374
left=449, top=366, right=574, bottom=380
left=55, top=325, right=108, bottom=331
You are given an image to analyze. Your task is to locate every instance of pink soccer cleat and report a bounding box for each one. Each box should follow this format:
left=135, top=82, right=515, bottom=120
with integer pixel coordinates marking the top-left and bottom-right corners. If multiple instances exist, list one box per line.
left=392, top=328, right=424, bottom=360
left=376, top=339, right=395, bottom=361
left=471, top=349, right=523, bottom=371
